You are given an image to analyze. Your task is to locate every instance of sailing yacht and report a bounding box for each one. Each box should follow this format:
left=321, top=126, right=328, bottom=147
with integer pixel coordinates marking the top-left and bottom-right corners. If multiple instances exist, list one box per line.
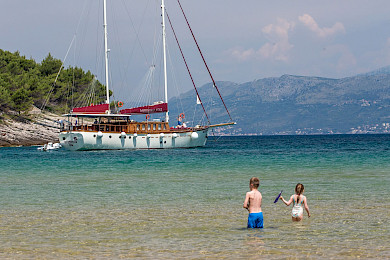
left=59, top=0, right=235, bottom=150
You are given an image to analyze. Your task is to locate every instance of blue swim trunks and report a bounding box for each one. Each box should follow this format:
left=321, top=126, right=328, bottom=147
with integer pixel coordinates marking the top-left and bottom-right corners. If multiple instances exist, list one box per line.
left=247, top=212, right=264, bottom=228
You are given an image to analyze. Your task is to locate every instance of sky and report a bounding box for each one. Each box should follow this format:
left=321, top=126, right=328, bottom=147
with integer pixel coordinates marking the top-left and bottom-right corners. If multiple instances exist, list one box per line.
left=2, top=0, right=390, bottom=100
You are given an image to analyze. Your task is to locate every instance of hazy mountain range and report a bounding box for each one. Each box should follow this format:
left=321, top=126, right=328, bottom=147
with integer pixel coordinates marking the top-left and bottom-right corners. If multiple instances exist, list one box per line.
left=169, top=66, right=390, bottom=135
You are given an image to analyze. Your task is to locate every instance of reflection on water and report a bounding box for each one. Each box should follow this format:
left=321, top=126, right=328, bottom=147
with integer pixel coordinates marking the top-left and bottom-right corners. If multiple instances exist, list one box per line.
left=0, top=135, right=390, bottom=258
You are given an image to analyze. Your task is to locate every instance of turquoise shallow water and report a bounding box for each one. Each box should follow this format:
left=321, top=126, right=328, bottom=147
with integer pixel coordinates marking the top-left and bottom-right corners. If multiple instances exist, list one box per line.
left=0, top=135, right=389, bottom=259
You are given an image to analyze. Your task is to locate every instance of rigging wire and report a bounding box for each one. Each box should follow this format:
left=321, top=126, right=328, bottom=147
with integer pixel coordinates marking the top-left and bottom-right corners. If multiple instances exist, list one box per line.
left=71, top=36, right=76, bottom=111
left=40, top=35, right=76, bottom=111
left=176, top=0, right=233, bottom=122
left=95, top=0, right=104, bottom=90
left=134, top=65, right=157, bottom=108
left=133, top=24, right=162, bottom=109
left=120, top=0, right=150, bottom=65
left=74, top=1, right=94, bottom=73
left=65, top=0, right=99, bottom=112
left=166, top=43, right=186, bottom=123
left=65, top=0, right=89, bottom=113
left=72, top=77, right=100, bottom=108
left=148, top=8, right=164, bottom=107
left=165, top=9, right=210, bottom=125
left=116, top=0, right=153, bottom=102
left=41, top=1, right=89, bottom=112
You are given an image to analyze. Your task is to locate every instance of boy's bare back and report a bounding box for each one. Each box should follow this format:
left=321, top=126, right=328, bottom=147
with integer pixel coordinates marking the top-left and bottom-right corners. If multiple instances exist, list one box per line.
left=244, top=189, right=262, bottom=213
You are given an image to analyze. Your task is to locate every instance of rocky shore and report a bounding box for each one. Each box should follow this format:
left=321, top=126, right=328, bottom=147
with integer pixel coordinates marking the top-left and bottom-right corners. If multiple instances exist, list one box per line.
left=0, top=111, right=61, bottom=147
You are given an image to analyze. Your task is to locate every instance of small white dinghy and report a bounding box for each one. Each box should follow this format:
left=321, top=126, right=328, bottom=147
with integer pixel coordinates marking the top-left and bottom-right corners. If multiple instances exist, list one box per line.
left=37, top=142, right=62, bottom=151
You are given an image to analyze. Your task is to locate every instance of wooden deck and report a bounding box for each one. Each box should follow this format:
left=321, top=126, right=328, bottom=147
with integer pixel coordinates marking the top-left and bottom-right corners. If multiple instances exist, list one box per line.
left=66, top=121, right=207, bottom=134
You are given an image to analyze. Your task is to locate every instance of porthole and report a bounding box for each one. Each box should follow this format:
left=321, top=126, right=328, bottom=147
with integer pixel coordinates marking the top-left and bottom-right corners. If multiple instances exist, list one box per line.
left=109, top=135, right=112, bottom=138
left=164, top=141, right=166, bottom=144
left=62, top=137, right=65, bottom=140
left=93, top=135, right=96, bottom=137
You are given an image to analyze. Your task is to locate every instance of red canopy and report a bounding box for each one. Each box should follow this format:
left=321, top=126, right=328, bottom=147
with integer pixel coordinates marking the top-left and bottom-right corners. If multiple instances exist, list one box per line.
left=72, top=103, right=109, bottom=114
left=120, top=102, right=168, bottom=115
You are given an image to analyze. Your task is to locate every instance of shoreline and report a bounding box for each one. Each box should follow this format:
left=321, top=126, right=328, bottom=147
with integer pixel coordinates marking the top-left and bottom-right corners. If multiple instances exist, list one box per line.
left=0, top=113, right=60, bottom=147
left=2, top=110, right=389, bottom=147
left=2, top=124, right=390, bottom=148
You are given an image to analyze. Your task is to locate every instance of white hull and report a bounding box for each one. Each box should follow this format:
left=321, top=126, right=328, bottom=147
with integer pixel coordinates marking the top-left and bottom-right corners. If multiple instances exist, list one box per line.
left=59, top=129, right=208, bottom=150
left=37, top=142, right=62, bottom=151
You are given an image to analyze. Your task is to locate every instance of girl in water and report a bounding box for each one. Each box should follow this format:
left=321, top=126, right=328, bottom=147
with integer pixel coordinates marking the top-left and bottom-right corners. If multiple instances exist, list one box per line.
left=280, top=183, right=311, bottom=221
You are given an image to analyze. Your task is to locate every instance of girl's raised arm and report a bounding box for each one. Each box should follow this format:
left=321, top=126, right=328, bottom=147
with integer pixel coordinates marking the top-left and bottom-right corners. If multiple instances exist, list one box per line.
left=280, top=195, right=293, bottom=206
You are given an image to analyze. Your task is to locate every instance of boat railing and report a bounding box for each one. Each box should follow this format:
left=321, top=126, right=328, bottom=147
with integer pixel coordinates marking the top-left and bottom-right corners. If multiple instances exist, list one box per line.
left=64, top=122, right=206, bottom=133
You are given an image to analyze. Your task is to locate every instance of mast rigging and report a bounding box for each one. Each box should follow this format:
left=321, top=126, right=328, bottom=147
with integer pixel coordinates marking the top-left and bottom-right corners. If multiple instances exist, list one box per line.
left=176, top=0, right=233, bottom=122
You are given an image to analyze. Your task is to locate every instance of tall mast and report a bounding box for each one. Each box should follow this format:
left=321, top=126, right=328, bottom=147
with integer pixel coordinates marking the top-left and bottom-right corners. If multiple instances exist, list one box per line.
left=103, top=0, right=110, bottom=111
left=161, top=0, right=169, bottom=122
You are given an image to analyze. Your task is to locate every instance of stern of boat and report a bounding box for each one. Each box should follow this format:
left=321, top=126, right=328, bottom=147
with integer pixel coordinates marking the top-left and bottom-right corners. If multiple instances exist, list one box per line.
left=59, top=131, right=85, bottom=151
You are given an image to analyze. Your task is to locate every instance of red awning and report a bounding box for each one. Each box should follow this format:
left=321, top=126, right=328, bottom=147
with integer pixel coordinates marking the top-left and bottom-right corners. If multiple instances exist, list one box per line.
left=72, top=103, right=109, bottom=114
left=120, top=102, right=168, bottom=115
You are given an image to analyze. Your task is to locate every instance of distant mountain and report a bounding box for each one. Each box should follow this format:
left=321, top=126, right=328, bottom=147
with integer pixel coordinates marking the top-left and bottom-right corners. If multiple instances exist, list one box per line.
left=169, top=67, right=390, bottom=135
left=357, top=65, right=390, bottom=77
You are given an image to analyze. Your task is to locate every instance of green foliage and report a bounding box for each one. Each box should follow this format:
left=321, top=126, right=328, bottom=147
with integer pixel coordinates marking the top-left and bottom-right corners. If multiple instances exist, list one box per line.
left=40, top=53, right=62, bottom=76
left=0, top=85, right=10, bottom=111
left=11, top=88, right=32, bottom=114
left=0, top=49, right=108, bottom=115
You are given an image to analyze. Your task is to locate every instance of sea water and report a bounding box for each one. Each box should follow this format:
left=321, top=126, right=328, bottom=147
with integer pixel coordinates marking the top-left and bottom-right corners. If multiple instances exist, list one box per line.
left=0, top=135, right=389, bottom=259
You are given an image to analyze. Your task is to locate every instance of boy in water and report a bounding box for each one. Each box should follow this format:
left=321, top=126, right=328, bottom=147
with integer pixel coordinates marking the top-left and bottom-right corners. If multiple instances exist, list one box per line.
left=243, top=177, right=263, bottom=228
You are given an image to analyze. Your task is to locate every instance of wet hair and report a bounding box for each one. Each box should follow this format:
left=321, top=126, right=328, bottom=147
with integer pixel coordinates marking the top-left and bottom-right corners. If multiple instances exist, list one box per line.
left=250, top=177, right=260, bottom=188
left=295, top=183, right=304, bottom=203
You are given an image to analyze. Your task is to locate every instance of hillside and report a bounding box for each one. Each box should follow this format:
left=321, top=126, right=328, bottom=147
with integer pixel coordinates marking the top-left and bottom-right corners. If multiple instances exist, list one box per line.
left=169, top=67, right=390, bottom=135
left=0, top=49, right=107, bottom=118
left=2, top=48, right=390, bottom=141
left=0, top=49, right=109, bottom=146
